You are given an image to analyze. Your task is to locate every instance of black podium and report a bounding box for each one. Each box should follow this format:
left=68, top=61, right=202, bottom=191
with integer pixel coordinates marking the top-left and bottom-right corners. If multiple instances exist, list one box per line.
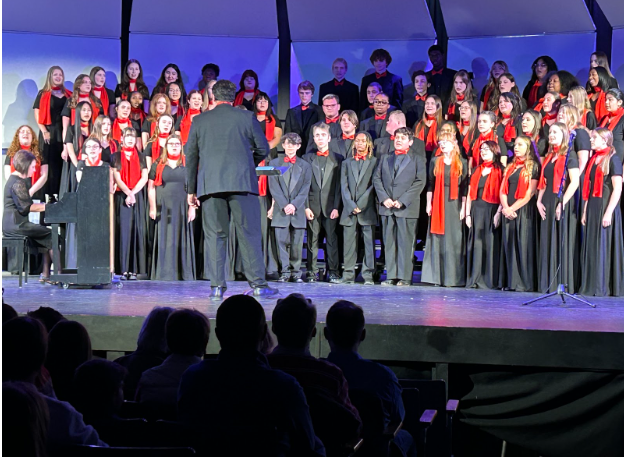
left=45, top=166, right=111, bottom=287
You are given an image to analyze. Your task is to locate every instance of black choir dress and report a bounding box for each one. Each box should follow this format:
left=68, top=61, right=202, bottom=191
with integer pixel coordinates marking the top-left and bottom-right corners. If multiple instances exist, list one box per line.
left=466, top=171, right=502, bottom=289
left=112, top=151, right=148, bottom=276
left=33, top=90, right=67, bottom=196
left=500, top=162, right=540, bottom=291
left=422, top=159, right=469, bottom=287
left=148, top=163, right=196, bottom=280
left=579, top=155, right=624, bottom=296
left=537, top=153, right=581, bottom=293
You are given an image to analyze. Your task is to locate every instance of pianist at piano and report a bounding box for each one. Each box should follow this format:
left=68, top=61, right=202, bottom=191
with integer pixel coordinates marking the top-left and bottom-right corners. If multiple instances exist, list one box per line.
left=2, top=150, right=53, bottom=281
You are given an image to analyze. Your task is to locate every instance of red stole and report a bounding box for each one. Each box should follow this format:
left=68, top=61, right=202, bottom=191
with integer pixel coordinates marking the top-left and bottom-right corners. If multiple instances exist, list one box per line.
left=153, top=154, right=184, bottom=187
left=180, top=108, right=201, bottom=145
left=417, top=116, right=438, bottom=152
left=583, top=147, right=610, bottom=200
left=151, top=133, right=169, bottom=160
left=431, top=157, right=460, bottom=235
left=482, top=84, right=495, bottom=109
left=94, top=86, right=109, bottom=115
left=118, top=147, right=141, bottom=190
left=502, top=160, right=531, bottom=199
left=600, top=108, right=624, bottom=131
left=70, top=97, right=100, bottom=125
left=501, top=114, right=517, bottom=142
left=469, top=161, right=502, bottom=204
left=538, top=147, right=566, bottom=194
left=112, top=117, right=130, bottom=142
left=260, top=114, right=276, bottom=141
left=83, top=153, right=102, bottom=167
left=233, top=89, right=259, bottom=107
left=528, top=80, right=541, bottom=108
left=38, top=87, right=72, bottom=125
left=589, top=87, right=608, bottom=122
left=471, top=130, right=495, bottom=167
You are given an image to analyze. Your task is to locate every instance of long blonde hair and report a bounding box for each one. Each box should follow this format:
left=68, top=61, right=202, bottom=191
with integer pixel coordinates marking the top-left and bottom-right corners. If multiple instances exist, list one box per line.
left=90, top=115, right=112, bottom=143
left=414, top=95, right=443, bottom=135
left=568, top=86, right=592, bottom=115
left=505, top=135, right=538, bottom=182
left=545, top=122, right=570, bottom=157
left=42, top=66, right=68, bottom=94
left=592, top=128, right=616, bottom=174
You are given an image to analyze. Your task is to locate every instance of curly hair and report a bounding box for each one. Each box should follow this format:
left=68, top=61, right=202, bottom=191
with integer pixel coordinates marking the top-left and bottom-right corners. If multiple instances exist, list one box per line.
left=7, top=125, right=41, bottom=162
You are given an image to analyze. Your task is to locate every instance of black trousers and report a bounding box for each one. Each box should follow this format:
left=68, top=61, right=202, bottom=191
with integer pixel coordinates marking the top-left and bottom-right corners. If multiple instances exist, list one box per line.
left=275, top=226, right=305, bottom=277
left=306, top=214, right=340, bottom=275
left=201, top=192, right=267, bottom=288
left=382, top=215, right=418, bottom=282
left=342, top=223, right=375, bottom=281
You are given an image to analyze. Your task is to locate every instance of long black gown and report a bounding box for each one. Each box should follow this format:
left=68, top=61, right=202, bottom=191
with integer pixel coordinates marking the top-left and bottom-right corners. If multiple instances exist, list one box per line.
left=537, top=152, right=581, bottom=293
left=3, top=175, right=52, bottom=251
left=500, top=162, right=540, bottom=292
left=466, top=171, right=502, bottom=289
left=112, top=151, right=148, bottom=276
left=422, top=158, right=468, bottom=287
left=579, top=155, right=624, bottom=296
left=33, top=90, right=67, bottom=196
left=148, top=163, right=196, bottom=280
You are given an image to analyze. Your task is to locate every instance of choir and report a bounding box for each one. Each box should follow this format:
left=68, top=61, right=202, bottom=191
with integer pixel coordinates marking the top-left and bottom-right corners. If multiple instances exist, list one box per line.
left=4, top=47, right=624, bottom=297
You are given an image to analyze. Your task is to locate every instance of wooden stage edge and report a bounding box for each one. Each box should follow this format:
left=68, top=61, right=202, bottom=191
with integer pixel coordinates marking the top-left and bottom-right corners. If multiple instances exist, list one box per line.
left=3, top=276, right=624, bottom=372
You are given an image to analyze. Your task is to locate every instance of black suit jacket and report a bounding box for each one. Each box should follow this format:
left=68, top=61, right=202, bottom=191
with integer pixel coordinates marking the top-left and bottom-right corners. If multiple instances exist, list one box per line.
left=373, top=152, right=426, bottom=219
left=360, top=115, right=390, bottom=141
left=426, top=68, right=457, bottom=108
left=303, top=150, right=343, bottom=217
left=374, top=136, right=426, bottom=161
left=340, top=156, right=378, bottom=226
left=360, top=72, right=404, bottom=110
left=330, top=136, right=355, bottom=160
left=319, top=80, right=360, bottom=114
left=402, top=97, right=426, bottom=129
left=305, top=120, right=342, bottom=153
left=268, top=157, right=312, bottom=229
left=186, top=104, right=269, bottom=197
left=284, top=104, right=325, bottom=156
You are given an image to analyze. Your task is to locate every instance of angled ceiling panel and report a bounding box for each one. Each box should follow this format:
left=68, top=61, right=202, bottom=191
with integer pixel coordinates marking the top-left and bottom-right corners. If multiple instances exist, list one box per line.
left=130, top=0, right=277, bottom=37
left=440, top=0, right=594, bottom=38
left=597, top=0, right=624, bottom=28
left=288, top=0, right=435, bottom=41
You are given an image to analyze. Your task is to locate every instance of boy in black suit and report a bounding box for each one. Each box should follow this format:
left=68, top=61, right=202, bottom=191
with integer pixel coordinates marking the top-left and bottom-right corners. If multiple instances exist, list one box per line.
left=372, top=127, right=426, bottom=286
left=402, top=70, right=430, bottom=129
left=319, top=58, right=360, bottom=115
left=338, top=131, right=378, bottom=285
left=360, top=93, right=391, bottom=141
left=305, top=94, right=342, bottom=153
left=360, top=49, right=404, bottom=110
left=268, top=133, right=312, bottom=283
left=330, top=110, right=358, bottom=158
left=303, top=123, right=344, bottom=283
left=426, top=45, right=457, bottom=109
left=285, top=81, right=324, bottom=156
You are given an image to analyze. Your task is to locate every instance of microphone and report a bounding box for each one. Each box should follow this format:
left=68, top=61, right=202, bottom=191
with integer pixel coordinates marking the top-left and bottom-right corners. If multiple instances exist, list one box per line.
left=569, top=129, right=577, bottom=140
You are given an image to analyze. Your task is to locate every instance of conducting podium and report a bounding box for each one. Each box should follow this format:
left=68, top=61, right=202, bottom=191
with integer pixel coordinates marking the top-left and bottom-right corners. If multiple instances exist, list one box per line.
left=45, top=165, right=112, bottom=287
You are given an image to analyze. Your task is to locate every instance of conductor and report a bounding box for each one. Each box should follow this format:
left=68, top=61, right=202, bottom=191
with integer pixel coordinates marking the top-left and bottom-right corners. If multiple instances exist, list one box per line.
left=186, top=80, right=278, bottom=299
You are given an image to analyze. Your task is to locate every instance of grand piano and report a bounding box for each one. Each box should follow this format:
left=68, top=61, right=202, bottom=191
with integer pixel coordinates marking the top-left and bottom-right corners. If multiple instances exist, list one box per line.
left=45, top=166, right=112, bottom=287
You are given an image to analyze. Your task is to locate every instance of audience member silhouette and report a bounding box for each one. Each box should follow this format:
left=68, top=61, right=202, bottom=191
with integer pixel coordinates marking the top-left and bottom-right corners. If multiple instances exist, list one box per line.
left=27, top=306, right=65, bottom=332
left=178, top=294, right=324, bottom=456
left=136, top=308, right=210, bottom=418
left=3, top=302, right=18, bottom=324
left=268, top=293, right=362, bottom=454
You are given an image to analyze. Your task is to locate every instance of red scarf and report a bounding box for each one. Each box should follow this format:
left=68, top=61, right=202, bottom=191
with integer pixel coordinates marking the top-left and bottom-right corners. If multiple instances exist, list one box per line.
left=590, top=87, right=608, bottom=122
left=469, top=161, right=502, bottom=203
left=534, top=97, right=545, bottom=112
left=326, top=115, right=339, bottom=124
left=354, top=152, right=367, bottom=161
left=600, top=108, right=624, bottom=131
left=580, top=108, right=590, bottom=127
left=483, top=84, right=495, bottom=109
left=528, top=80, right=541, bottom=108
left=501, top=114, right=517, bottom=142
left=471, top=130, right=495, bottom=167
left=541, top=111, right=557, bottom=128
left=131, top=107, right=146, bottom=126
left=153, top=153, right=184, bottom=187
left=233, top=89, right=259, bottom=107
left=70, top=96, right=100, bottom=125
left=37, top=87, right=72, bottom=125
left=375, top=113, right=386, bottom=121
left=447, top=94, right=465, bottom=118
left=317, top=150, right=329, bottom=157
left=112, top=117, right=130, bottom=142
left=431, top=157, right=460, bottom=235
left=261, top=115, right=276, bottom=141
left=375, top=71, right=387, bottom=79
left=342, top=133, right=355, bottom=140
left=84, top=153, right=102, bottom=167
left=94, top=86, right=109, bottom=115
left=583, top=147, right=610, bottom=200
left=417, top=115, right=438, bottom=152
left=118, top=147, right=141, bottom=190
left=11, top=146, right=41, bottom=186
left=180, top=108, right=201, bottom=144
left=538, top=146, right=566, bottom=193
left=257, top=160, right=268, bottom=196
left=120, top=79, right=137, bottom=101
left=390, top=135, right=395, bottom=141
left=151, top=133, right=170, bottom=160
left=502, top=159, right=531, bottom=199
left=284, top=155, right=296, bottom=164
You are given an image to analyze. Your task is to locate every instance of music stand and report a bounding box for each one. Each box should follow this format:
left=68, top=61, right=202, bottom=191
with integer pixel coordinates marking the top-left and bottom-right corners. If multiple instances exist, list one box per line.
left=255, top=166, right=289, bottom=176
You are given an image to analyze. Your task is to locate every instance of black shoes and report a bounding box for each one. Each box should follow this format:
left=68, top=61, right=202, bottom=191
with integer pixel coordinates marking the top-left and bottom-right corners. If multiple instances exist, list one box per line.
left=328, top=273, right=341, bottom=284
left=278, top=274, right=290, bottom=282
left=363, top=280, right=375, bottom=286
left=397, top=280, right=411, bottom=287
left=253, top=286, right=279, bottom=297
left=304, top=272, right=319, bottom=283
left=381, top=280, right=396, bottom=286
left=210, top=286, right=227, bottom=299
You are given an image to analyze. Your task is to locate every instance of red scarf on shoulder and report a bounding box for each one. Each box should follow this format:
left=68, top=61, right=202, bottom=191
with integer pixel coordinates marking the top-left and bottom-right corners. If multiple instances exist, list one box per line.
left=180, top=108, right=201, bottom=145
left=234, top=89, right=259, bottom=107
left=538, top=146, right=566, bottom=194
left=38, top=87, right=72, bottom=125
left=417, top=115, right=438, bottom=152
left=118, top=147, right=141, bottom=190
left=583, top=147, right=611, bottom=200
left=430, top=156, right=460, bottom=235
left=502, top=159, right=531, bottom=199
left=471, top=130, right=495, bottom=167
left=469, top=161, right=502, bottom=204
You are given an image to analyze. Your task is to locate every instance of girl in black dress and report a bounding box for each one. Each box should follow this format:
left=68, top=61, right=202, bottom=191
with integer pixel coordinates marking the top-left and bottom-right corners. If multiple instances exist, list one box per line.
left=414, top=95, right=443, bottom=159
left=422, top=129, right=468, bottom=287
left=496, top=92, right=524, bottom=154
left=470, top=111, right=507, bottom=171
left=600, top=89, right=624, bottom=159
left=586, top=67, right=612, bottom=123
left=90, top=66, right=116, bottom=117
left=33, top=66, right=72, bottom=199
left=522, top=56, right=557, bottom=109
left=457, top=101, right=478, bottom=159
left=151, top=64, right=186, bottom=103
left=148, top=135, right=196, bottom=280
left=112, top=128, right=149, bottom=280
left=3, top=151, right=53, bottom=281
left=466, top=140, right=504, bottom=288
left=4, top=126, right=47, bottom=200
left=490, top=73, right=522, bottom=113
left=112, top=100, right=143, bottom=151
left=480, top=61, right=508, bottom=112
left=520, top=109, right=546, bottom=158
left=130, top=91, right=147, bottom=128
left=62, top=101, right=94, bottom=196
left=568, top=86, right=597, bottom=130
left=90, top=115, right=116, bottom=164
left=539, top=92, right=562, bottom=138
left=61, top=74, right=102, bottom=145
left=141, top=94, right=171, bottom=149
left=176, top=90, right=203, bottom=145
left=500, top=135, right=540, bottom=291
left=557, top=104, right=591, bottom=172
left=115, top=59, right=150, bottom=109
left=580, top=128, right=624, bottom=296
left=233, top=70, right=261, bottom=111
left=536, top=123, right=581, bottom=293
left=445, top=70, right=476, bottom=122
left=166, top=82, right=185, bottom=123
left=146, top=114, right=174, bottom=169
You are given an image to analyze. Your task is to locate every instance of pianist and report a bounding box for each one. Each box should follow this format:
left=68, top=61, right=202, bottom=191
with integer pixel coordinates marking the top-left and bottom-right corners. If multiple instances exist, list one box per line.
left=3, top=150, right=53, bottom=282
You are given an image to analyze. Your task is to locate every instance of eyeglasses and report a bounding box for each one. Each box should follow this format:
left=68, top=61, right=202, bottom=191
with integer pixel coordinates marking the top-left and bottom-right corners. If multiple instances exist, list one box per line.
left=85, top=145, right=100, bottom=150
left=459, top=105, right=471, bottom=111
left=167, top=142, right=181, bottom=147
left=373, top=100, right=389, bottom=105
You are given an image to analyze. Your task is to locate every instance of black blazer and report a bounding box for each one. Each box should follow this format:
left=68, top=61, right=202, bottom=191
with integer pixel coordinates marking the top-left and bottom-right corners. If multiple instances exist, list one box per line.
left=374, top=136, right=426, bottom=161
left=340, top=156, right=378, bottom=226
left=319, top=79, right=360, bottom=114
left=360, top=72, right=404, bottom=110
left=305, top=120, right=342, bottom=153
left=330, top=136, right=355, bottom=159
left=425, top=68, right=457, bottom=108
left=402, top=97, right=426, bottom=129
left=360, top=115, right=389, bottom=141
left=186, top=104, right=269, bottom=197
left=303, top=150, right=344, bottom=217
left=373, top=152, right=426, bottom=219
left=284, top=103, right=325, bottom=156
left=268, top=157, right=312, bottom=229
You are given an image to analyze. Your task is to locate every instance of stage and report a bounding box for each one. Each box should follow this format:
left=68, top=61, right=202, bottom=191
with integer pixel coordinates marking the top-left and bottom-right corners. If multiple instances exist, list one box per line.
left=3, top=274, right=624, bottom=376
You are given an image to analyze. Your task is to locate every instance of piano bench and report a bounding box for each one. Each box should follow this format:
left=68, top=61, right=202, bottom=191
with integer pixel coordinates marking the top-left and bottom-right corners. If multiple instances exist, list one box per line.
left=2, top=236, right=40, bottom=288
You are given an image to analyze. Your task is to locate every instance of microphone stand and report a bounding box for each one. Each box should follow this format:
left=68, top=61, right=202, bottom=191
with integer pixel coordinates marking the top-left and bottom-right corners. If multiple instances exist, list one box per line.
left=523, top=132, right=596, bottom=307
